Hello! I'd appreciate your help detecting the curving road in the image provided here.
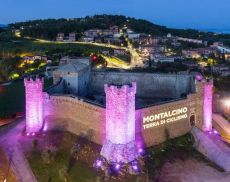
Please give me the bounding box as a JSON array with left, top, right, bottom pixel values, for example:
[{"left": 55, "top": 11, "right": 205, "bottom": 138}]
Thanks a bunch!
[{"left": 20, "top": 33, "right": 144, "bottom": 69}]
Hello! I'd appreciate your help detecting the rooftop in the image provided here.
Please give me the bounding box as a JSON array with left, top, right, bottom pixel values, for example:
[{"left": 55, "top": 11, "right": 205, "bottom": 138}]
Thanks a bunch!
[{"left": 57, "top": 62, "right": 89, "bottom": 73}]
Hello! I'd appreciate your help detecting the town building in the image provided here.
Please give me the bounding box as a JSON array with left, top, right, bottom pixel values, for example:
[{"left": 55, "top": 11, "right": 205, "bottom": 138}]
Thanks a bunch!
[
  {"left": 152, "top": 36, "right": 169, "bottom": 45},
  {"left": 139, "top": 34, "right": 153, "bottom": 45},
  {"left": 103, "top": 26, "right": 119, "bottom": 36},
  {"left": 140, "top": 45, "right": 166, "bottom": 58},
  {"left": 22, "top": 55, "right": 49, "bottom": 64},
  {"left": 182, "top": 47, "right": 218, "bottom": 58},
  {"left": 128, "top": 33, "right": 140, "bottom": 40},
  {"left": 212, "top": 42, "right": 224, "bottom": 47},
  {"left": 212, "top": 64, "right": 230, "bottom": 75},
  {"left": 152, "top": 55, "right": 175, "bottom": 63},
  {"left": 56, "top": 33, "right": 64, "bottom": 41},
  {"left": 84, "top": 29, "right": 102, "bottom": 37},
  {"left": 81, "top": 37, "right": 94, "bottom": 42},
  {"left": 225, "top": 53, "right": 230, "bottom": 61},
  {"left": 83, "top": 26, "right": 119, "bottom": 39},
  {"left": 56, "top": 33, "right": 76, "bottom": 42},
  {"left": 68, "top": 33, "right": 76, "bottom": 42},
  {"left": 177, "top": 37, "right": 203, "bottom": 44},
  {"left": 114, "top": 49, "right": 127, "bottom": 56},
  {"left": 182, "top": 60, "right": 199, "bottom": 69},
  {"left": 59, "top": 56, "right": 91, "bottom": 66},
  {"left": 45, "top": 66, "right": 58, "bottom": 78}
]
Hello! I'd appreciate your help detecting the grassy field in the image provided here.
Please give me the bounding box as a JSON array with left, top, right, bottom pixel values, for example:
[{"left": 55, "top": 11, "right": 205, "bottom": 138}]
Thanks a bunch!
[
  {"left": 0, "top": 78, "right": 53, "bottom": 118},
  {"left": 19, "top": 129, "right": 223, "bottom": 182},
  {"left": 0, "top": 80, "right": 25, "bottom": 118},
  {"left": 28, "top": 149, "right": 98, "bottom": 182},
  {"left": 27, "top": 133, "right": 98, "bottom": 182},
  {"left": 22, "top": 131, "right": 145, "bottom": 182},
  {"left": 0, "top": 39, "right": 110, "bottom": 57}
]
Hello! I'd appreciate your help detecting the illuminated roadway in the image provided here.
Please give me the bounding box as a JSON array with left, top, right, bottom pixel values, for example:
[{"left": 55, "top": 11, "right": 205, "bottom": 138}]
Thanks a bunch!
[
  {"left": 16, "top": 32, "right": 144, "bottom": 69},
  {"left": 36, "top": 38, "right": 144, "bottom": 69}
]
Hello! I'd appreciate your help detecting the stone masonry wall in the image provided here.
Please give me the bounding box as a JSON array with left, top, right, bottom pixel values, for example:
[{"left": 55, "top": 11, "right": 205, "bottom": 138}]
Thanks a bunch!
[
  {"left": 89, "top": 72, "right": 196, "bottom": 100},
  {"left": 135, "top": 94, "right": 202, "bottom": 147},
  {"left": 43, "top": 94, "right": 106, "bottom": 144},
  {"left": 43, "top": 91, "right": 203, "bottom": 147}
]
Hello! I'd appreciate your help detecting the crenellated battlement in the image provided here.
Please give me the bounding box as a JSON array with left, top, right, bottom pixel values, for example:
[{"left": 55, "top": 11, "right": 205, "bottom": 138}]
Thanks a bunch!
[
  {"left": 104, "top": 82, "right": 136, "bottom": 96},
  {"left": 24, "top": 77, "right": 44, "bottom": 88}
]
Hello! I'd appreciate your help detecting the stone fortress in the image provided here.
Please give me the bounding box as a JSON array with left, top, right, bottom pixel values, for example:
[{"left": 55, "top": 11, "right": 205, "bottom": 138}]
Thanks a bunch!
[{"left": 24, "top": 57, "right": 213, "bottom": 163}]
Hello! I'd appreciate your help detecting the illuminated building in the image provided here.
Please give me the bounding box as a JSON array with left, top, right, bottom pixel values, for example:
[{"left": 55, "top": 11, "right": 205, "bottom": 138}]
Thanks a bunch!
[
  {"left": 203, "top": 80, "right": 213, "bottom": 132},
  {"left": 24, "top": 58, "right": 214, "bottom": 163},
  {"left": 24, "top": 77, "right": 44, "bottom": 133},
  {"left": 100, "top": 82, "right": 138, "bottom": 163}
]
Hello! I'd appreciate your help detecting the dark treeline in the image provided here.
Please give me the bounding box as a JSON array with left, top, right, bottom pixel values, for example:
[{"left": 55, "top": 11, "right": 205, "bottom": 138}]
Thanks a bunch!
[
  {"left": 9, "top": 15, "right": 128, "bottom": 40},
  {"left": 0, "top": 27, "right": 4, "bottom": 33},
  {"left": 8, "top": 14, "right": 230, "bottom": 46}
]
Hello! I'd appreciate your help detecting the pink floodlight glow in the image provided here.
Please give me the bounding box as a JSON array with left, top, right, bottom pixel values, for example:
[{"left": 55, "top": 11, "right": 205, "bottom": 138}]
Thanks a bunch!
[
  {"left": 132, "top": 165, "right": 138, "bottom": 171},
  {"left": 138, "top": 148, "right": 143, "bottom": 154},
  {"left": 203, "top": 81, "right": 213, "bottom": 132},
  {"left": 115, "top": 164, "right": 120, "bottom": 170},
  {"left": 95, "top": 160, "right": 102, "bottom": 168},
  {"left": 101, "top": 82, "right": 139, "bottom": 163},
  {"left": 105, "top": 83, "right": 136, "bottom": 144},
  {"left": 43, "top": 122, "right": 48, "bottom": 132},
  {"left": 224, "top": 99, "right": 230, "bottom": 107},
  {"left": 24, "top": 78, "right": 44, "bottom": 133}
]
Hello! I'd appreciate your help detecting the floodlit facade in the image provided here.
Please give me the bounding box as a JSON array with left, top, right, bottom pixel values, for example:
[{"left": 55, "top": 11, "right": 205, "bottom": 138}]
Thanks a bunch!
[
  {"left": 100, "top": 83, "right": 138, "bottom": 163},
  {"left": 203, "top": 81, "right": 213, "bottom": 131},
  {"left": 24, "top": 78, "right": 44, "bottom": 133},
  {"left": 24, "top": 58, "right": 214, "bottom": 163}
]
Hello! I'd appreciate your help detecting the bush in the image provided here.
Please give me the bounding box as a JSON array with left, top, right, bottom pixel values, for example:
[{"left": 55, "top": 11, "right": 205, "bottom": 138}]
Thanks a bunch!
[
  {"left": 32, "top": 139, "right": 38, "bottom": 149},
  {"left": 41, "top": 150, "right": 52, "bottom": 164},
  {"left": 41, "top": 145, "right": 58, "bottom": 164},
  {"left": 59, "top": 165, "right": 68, "bottom": 181}
]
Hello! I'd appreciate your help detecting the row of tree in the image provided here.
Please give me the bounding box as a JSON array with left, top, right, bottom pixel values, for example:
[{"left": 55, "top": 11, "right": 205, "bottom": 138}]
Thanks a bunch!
[{"left": 8, "top": 15, "right": 230, "bottom": 46}]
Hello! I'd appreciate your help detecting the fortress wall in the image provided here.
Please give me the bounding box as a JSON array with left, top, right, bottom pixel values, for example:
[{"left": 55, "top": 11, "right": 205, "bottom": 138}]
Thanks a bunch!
[
  {"left": 43, "top": 94, "right": 106, "bottom": 144},
  {"left": 90, "top": 72, "right": 195, "bottom": 99},
  {"left": 136, "top": 94, "right": 202, "bottom": 147},
  {"left": 42, "top": 93, "right": 203, "bottom": 147}
]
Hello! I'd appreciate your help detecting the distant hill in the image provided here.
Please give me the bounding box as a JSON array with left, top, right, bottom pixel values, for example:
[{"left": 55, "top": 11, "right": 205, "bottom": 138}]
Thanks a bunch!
[
  {"left": 7, "top": 14, "right": 230, "bottom": 45},
  {"left": 200, "top": 29, "right": 230, "bottom": 34},
  {"left": 0, "top": 24, "right": 6, "bottom": 28},
  {"left": 9, "top": 15, "right": 200, "bottom": 38}
]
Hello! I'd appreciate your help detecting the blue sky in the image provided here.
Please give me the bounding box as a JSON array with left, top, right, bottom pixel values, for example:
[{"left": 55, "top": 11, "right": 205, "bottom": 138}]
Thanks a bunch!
[{"left": 0, "top": 0, "right": 230, "bottom": 30}]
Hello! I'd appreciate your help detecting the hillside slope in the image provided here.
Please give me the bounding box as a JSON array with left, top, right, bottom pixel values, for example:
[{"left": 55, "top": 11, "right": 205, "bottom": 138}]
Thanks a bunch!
[{"left": 6, "top": 14, "right": 230, "bottom": 45}]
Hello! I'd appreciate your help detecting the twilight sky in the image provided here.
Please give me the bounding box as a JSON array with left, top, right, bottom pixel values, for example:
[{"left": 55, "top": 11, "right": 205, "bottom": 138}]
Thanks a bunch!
[{"left": 0, "top": 0, "right": 230, "bottom": 30}]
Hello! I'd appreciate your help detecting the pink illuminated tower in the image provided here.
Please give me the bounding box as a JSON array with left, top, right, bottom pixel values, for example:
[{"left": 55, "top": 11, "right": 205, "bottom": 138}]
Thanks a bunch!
[
  {"left": 203, "top": 80, "right": 213, "bottom": 132},
  {"left": 100, "top": 82, "right": 139, "bottom": 163},
  {"left": 24, "top": 77, "right": 44, "bottom": 133}
]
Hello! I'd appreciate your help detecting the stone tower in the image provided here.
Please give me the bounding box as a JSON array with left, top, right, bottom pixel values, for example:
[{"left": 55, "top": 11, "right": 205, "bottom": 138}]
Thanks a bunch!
[
  {"left": 100, "top": 82, "right": 139, "bottom": 163},
  {"left": 24, "top": 77, "right": 44, "bottom": 133},
  {"left": 202, "top": 80, "right": 213, "bottom": 132}
]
